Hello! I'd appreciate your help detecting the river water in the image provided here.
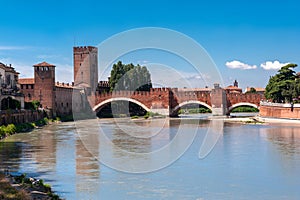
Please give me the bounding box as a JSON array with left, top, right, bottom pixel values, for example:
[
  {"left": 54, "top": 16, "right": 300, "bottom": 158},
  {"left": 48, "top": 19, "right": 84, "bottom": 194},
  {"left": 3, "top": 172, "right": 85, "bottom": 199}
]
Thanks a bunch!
[{"left": 1, "top": 116, "right": 300, "bottom": 199}]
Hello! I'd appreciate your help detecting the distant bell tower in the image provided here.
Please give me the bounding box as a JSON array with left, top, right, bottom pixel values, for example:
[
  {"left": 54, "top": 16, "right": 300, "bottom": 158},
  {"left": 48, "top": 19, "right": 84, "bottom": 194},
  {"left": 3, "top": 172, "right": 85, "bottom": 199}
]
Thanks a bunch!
[
  {"left": 73, "top": 46, "right": 98, "bottom": 93},
  {"left": 33, "top": 62, "right": 56, "bottom": 111},
  {"left": 234, "top": 80, "right": 238, "bottom": 87}
]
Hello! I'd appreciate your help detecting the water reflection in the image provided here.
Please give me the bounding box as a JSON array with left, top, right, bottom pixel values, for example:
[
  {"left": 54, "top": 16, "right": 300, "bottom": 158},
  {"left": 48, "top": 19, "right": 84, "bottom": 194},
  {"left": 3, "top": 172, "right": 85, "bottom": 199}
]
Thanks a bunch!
[
  {"left": 1, "top": 119, "right": 300, "bottom": 199},
  {"left": 0, "top": 141, "right": 22, "bottom": 171},
  {"left": 260, "top": 125, "right": 300, "bottom": 156},
  {"left": 31, "top": 129, "right": 57, "bottom": 171}
]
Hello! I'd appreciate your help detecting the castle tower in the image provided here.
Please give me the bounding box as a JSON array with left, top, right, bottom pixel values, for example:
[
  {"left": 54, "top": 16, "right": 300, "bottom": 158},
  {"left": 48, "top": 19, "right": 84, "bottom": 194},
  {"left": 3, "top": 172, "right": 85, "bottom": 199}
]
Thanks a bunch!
[
  {"left": 73, "top": 46, "right": 98, "bottom": 93},
  {"left": 33, "top": 62, "right": 56, "bottom": 111}
]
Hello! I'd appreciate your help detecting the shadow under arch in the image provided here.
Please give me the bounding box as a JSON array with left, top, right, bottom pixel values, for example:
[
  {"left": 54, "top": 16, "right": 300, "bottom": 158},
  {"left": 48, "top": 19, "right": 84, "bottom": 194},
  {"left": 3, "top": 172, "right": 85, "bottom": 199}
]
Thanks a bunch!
[
  {"left": 170, "top": 100, "right": 212, "bottom": 117},
  {"left": 227, "top": 102, "right": 259, "bottom": 115},
  {"left": 93, "top": 97, "right": 150, "bottom": 118}
]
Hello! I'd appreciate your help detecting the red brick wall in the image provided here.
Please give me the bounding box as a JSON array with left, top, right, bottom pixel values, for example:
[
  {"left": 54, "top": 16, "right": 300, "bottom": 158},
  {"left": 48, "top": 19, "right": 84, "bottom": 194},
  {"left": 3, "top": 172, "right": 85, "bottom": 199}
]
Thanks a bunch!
[
  {"left": 73, "top": 46, "right": 98, "bottom": 91},
  {"left": 260, "top": 104, "right": 300, "bottom": 119},
  {"left": 170, "top": 89, "right": 211, "bottom": 108},
  {"left": 227, "top": 93, "right": 264, "bottom": 107},
  {"left": 55, "top": 87, "right": 73, "bottom": 116},
  {"left": 20, "top": 84, "right": 34, "bottom": 102},
  {"left": 34, "top": 66, "right": 55, "bottom": 110},
  {"left": 94, "top": 88, "right": 172, "bottom": 111}
]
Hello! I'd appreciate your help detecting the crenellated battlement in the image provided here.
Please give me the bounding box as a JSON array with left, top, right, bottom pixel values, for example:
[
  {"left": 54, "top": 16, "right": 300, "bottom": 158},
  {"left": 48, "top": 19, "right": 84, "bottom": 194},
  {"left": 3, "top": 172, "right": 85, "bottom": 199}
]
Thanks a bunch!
[
  {"left": 93, "top": 87, "right": 265, "bottom": 116},
  {"left": 73, "top": 46, "right": 97, "bottom": 53}
]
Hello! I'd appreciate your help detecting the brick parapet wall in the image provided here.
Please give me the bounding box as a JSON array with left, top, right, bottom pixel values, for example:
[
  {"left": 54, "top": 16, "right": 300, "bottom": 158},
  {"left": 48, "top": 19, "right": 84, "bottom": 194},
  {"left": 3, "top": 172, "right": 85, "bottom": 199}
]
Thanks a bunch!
[
  {"left": 227, "top": 93, "right": 264, "bottom": 107},
  {"left": 260, "top": 102, "right": 300, "bottom": 119}
]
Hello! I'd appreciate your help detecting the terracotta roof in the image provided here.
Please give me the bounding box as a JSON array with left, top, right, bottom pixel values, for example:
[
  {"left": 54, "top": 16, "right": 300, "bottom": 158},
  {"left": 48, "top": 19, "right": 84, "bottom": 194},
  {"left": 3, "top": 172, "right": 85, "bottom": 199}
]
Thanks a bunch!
[
  {"left": 18, "top": 78, "right": 34, "bottom": 84},
  {"left": 225, "top": 85, "right": 242, "bottom": 90},
  {"left": 33, "top": 61, "right": 55, "bottom": 67},
  {"left": 245, "top": 87, "right": 265, "bottom": 92},
  {"left": 254, "top": 87, "right": 265, "bottom": 92}
]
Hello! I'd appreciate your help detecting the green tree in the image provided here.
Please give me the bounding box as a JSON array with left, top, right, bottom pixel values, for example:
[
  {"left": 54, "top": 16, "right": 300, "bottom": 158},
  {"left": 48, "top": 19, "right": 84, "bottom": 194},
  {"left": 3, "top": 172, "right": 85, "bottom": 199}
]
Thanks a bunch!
[
  {"left": 265, "top": 63, "right": 298, "bottom": 103},
  {"left": 109, "top": 61, "right": 152, "bottom": 91},
  {"left": 246, "top": 87, "right": 257, "bottom": 94}
]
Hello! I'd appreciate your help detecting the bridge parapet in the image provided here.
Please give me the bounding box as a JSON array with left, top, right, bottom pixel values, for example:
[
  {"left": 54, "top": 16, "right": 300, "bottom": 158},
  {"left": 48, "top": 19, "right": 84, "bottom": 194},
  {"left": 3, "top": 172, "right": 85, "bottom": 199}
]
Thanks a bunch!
[
  {"left": 226, "top": 93, "right": 264, "bottom": 107},
  {"left": 92, "top": 87, "right": 266, "bottom": 117}
]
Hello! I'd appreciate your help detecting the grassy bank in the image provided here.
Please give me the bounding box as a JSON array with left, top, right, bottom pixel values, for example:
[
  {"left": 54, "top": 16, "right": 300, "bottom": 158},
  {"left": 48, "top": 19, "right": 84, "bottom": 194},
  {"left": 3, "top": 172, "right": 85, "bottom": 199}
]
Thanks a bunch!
[
  {"left": 178, "top": 107, "right": 212, "bottom": 114},
  {"left": 0, "top": 117, "right": 54, "bottom": 140}
]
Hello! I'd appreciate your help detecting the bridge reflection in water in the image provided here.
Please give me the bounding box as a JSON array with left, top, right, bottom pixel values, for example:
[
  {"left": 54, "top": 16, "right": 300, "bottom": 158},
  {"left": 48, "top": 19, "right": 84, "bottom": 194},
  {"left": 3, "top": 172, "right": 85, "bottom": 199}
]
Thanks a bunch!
[{"left": 2, "top": 118, "right": 300, "bottom": 199}]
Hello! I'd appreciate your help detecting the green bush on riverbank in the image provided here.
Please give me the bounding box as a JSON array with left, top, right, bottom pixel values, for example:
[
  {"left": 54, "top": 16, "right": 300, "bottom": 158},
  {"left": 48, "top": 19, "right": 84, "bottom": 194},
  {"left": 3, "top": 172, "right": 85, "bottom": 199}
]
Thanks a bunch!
[
  {"left": 231, "top": 106, "right": 259, "bottom": 113},
  {"left": 0, "top": 118, "right": 50, "bottom": 139},
  {"left": 178, "top": 107, "right": 212, "bottom": 114}
]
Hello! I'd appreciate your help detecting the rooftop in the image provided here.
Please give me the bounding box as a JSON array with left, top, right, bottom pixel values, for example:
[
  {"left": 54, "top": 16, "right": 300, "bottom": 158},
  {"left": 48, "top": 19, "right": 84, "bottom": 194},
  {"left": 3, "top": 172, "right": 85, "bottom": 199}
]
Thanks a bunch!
[
  {"left": 18, "top": 78, "right": 34, "bottom": 84},
  {"left": 0, "top": 62, "right": 19, "bottom": 74},
  {"left": 33, "top": 61, "right": 55, "bottom": 67}
]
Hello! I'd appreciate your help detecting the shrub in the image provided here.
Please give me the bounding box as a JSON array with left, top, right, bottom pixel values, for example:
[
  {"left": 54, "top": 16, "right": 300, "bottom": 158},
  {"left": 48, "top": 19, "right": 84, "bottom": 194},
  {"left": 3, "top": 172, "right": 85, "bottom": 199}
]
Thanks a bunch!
[{"left": 231, "top": 106, "right": 259, "bottom": 113}]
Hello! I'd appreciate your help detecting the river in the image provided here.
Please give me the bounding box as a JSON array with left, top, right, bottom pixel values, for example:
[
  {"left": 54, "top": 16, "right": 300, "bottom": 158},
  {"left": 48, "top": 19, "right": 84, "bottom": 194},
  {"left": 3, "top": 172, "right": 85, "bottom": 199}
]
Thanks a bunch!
[{"left": 1, "top": 116, "right": 300, "bottom": 199}]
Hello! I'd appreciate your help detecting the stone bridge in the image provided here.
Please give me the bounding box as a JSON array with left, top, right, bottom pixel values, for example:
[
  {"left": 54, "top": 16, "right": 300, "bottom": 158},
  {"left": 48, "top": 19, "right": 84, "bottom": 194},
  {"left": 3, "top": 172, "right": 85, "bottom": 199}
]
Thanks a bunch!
[{"left": 91, "top": 85, "right": 264, "bottom": 116}]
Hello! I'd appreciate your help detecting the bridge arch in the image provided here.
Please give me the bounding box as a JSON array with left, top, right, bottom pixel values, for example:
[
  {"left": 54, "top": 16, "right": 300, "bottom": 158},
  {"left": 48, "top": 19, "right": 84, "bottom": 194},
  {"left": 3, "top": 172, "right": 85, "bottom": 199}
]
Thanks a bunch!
[
  {"left": 227, "top": 102, "right": 259, "bottom": 114},
  {"left": 171, "top": 100, "right": 212, "bottom": 116},
  {"left": 93, "top": 97, "right": 150, "bottom": 113}
]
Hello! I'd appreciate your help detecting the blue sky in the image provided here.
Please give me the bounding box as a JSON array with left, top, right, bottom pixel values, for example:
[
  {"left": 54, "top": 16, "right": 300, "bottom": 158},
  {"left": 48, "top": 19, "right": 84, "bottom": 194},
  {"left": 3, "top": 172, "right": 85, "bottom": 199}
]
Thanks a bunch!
[{"left": 1, "top": 0, "right": 300, "bottom": 89}]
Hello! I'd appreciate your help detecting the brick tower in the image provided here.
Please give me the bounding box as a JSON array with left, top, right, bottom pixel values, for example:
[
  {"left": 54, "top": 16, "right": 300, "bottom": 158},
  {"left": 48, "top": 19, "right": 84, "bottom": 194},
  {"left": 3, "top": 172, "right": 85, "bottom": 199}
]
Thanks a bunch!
[
  {"left": 33, "top": 62, "right": 56, "bottom": 111},
  {"left": 73, "top": 46, "right": 98, "bottom": 93}
]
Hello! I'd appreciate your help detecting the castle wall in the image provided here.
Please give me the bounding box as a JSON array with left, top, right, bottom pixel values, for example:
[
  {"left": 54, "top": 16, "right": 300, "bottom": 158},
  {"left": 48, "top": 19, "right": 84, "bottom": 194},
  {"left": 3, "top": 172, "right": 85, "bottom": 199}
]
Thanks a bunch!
[{"left": 54, "top": 86, "right": 73, "bottom": 117}]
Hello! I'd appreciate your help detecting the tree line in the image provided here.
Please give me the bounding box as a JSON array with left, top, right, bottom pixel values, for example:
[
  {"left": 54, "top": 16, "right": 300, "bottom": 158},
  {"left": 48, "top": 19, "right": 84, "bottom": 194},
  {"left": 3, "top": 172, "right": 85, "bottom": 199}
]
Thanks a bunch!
[
  {"left": 265, "top": 63, "right": 300, "bottom": 103},
  {"left": 109, "top": 61, "right": 152, "bottom": 92}
]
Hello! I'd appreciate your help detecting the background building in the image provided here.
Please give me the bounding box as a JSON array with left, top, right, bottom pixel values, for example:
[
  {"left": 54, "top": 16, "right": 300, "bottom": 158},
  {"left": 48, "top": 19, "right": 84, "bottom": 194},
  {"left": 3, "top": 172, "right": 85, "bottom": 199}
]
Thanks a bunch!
[
  {"left": 19, "top": 46, "right": 99, "bottom": 117},
  {"left": 19, "top": 62, "right": 76, "bottom": 117},
  {"left": 0, "top": 62, "right": 24, "bottom": 110}
]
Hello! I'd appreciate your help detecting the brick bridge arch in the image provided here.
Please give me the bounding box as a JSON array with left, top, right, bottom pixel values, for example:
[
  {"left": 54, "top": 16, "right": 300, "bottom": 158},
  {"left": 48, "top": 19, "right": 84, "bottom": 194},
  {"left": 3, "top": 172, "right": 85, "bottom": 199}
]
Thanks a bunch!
[
  {"left": 170, "top": 100, "right": 212, "bottom": 116},
  {"left": 93, "top": 97, "right": 150, "bottom": 113},
  {"left": 91, "top": 87, "right": 264, "bottom": 116},
  {"left": 227, "top": 102, "right": 259, "bottom": 114}
]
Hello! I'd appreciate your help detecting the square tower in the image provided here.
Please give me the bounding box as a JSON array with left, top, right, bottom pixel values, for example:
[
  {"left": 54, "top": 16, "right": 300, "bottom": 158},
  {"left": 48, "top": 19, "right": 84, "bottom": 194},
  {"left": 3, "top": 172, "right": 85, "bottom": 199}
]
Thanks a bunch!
[
  {"left": 33, "top": 62, "right": 56, "bottom": 110},
  {"left": 73, "top": 46, "right": 98, "bottom": 93}
]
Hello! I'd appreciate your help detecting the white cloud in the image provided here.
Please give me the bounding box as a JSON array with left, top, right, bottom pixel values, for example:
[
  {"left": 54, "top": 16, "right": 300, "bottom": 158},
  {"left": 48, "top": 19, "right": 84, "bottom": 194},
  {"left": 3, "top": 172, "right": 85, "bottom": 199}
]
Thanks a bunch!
[
  {"left": 260, "top": 60, "right": 290, "bottom": 70},
  {"left": 226, "top": 60, "right": 257, "bottom": 70},
  {"left": 0, "top": 46, "right": 28, "bottom": 50}
]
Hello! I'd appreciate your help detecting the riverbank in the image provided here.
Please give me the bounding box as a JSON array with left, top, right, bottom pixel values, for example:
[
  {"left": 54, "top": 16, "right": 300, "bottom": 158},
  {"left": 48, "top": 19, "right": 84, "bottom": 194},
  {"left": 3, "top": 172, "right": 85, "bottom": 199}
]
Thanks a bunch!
[
  {"left": 208, "top": 115, "right": 300, "bottom": 125},
  {"left": 0, "top": 117, "right": 61, "bottom": 141},
  {"left": 0, "top": 173, "right": 30, "bottom": 199},
  {"left": 0, "top": 172, "right": 62, "bottom": 200}
]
